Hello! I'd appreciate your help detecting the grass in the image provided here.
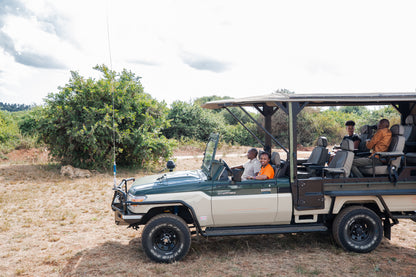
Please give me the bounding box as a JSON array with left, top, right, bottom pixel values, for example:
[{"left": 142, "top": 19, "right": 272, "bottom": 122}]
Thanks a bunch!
[{"left": 0, "top": 148, "right": 415, "bottom": 276}]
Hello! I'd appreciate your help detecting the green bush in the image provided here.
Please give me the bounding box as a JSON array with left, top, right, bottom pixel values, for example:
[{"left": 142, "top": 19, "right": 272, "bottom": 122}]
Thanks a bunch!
[
  {"left": 16, "top": 106, "right": 43, "bottom": 136},
  {"left": 163, "top": 101, "right": 226, "bottom": 141},
  {"left": 0, "top": 110, "right": 19, "bottom": 149},
  {"left": 38, "top": 65, "right": 174, "bottom": 170}
]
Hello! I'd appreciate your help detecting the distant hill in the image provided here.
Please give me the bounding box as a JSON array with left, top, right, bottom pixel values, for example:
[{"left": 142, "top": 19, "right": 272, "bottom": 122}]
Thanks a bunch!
[{"left": 0, "top": 102, "right": 33, "bottom": 112}]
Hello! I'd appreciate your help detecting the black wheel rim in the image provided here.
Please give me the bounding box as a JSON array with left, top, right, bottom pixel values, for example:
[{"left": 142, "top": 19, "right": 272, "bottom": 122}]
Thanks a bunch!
[
  {"left": 348, "top": 218, "right": 373, "bottom": 242},
  {"left": 153, "top": 227, "right": 178, "bottom": 252}
]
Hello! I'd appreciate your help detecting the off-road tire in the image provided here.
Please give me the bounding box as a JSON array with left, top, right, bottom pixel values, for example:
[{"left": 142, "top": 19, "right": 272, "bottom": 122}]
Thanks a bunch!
[
  {"left": 332, "top": 206, "right": 382, "bottom": 253},
  {"left": 141, "top": 213, "right": 191, "bottom": 263}
]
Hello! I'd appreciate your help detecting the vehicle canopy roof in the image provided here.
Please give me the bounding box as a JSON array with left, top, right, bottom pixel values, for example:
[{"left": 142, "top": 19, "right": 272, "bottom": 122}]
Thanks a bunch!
[{"left": 201, "top": 92, "right": 416, "bottom": 110}]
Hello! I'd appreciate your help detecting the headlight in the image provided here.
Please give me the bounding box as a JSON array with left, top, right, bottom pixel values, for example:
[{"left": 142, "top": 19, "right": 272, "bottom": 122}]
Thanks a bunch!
[{"left": 129, "top": 195, "right": 147, "bottom": 203}]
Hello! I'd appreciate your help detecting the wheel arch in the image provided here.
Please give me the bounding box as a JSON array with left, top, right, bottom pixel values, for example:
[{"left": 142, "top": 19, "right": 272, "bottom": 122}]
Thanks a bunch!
[
  {"left": 332, "top": 196, "right": 384, "bottom": 215},
  {"left": 137, "top": 201, "right": 203, "bottom": 234}
]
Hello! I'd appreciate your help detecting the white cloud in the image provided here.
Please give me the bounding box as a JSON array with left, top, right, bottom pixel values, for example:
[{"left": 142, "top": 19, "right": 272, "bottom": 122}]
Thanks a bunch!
[{"left": 1, "top": 0, "right": 416, "bottom": 105}]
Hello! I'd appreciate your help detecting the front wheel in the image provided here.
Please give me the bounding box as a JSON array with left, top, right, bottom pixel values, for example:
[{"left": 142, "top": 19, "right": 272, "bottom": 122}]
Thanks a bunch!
[
  {"left": 332, "top": 206, "right": 383, "bottom": 253},
  {"left": 141, "top": 213, "right": 191, "bottom": 263}
]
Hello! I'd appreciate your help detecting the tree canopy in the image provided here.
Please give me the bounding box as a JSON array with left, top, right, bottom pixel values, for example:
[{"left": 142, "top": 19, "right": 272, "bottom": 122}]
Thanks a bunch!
[{"left": 38, "top": 65, "right": 174, "bottom": 169}]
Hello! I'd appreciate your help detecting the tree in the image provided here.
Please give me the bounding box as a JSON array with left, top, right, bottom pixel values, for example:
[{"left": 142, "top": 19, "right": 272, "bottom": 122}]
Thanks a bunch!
[
  {"left": 163, "top": 101, "right": 225, "bottom": 141},
  {"left": 39, "top": 65, "right": 174, "bottom": 169}
]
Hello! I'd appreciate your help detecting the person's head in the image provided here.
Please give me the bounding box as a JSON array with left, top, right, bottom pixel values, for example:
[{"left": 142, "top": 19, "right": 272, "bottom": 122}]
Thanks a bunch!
[
  {"left": 377, "top": 119, "right": 390, "bottom": 129},
  {"left": 345, "top": 120, "right": 355, "bottom": 136},
  {"left": 259, "top": 152, "right": 271, "bottom": 166},
  {"left": 247, "top": 148, "right": 258, "bottom": 160}
]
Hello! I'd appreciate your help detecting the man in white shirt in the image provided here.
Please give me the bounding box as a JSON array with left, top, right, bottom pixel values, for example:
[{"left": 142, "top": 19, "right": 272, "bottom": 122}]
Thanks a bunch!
[{"left": 232, "top": 148, "right": 261, "bottom": 181}]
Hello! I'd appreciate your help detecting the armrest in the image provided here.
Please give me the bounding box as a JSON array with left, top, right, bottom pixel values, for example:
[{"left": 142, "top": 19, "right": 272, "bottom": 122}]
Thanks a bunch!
[
  {"left": 405, "top": 141, "right": 416, "bottom": 147},
  {"left": 374, "top": 151, "right": 404, "bottom": 158},
  {"left": 297, "top": 159, "right": 308, "bottom": 165},
  {"left": 308, "top": 165, "right": 325, "bottom": 170},
  {"left": 324, "top": 168, "right": 345, "bottom": 174},
  {"left": 354, "top": 151, "right": 371, "bottom": 157},
  {"left": 302, "top": 162, "right": 316, "bottom": 167}
]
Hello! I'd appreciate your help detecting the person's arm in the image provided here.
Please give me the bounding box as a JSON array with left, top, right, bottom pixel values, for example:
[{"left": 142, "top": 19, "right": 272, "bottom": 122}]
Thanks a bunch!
[
  {"left": 253, "top": 161, "right": 261, "bottom": 176},
  {"left": 366, "top": 130, "right": 381, "bottom": 150},
  {"left": 247, "top": 165, "right": 274, "bottom": 180}
]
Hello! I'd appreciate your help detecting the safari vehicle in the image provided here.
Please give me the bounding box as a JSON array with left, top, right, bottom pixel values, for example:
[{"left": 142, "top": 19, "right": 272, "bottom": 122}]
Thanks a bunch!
[{"left": 111, "top": 92, "right": 416, "bottom": 263}]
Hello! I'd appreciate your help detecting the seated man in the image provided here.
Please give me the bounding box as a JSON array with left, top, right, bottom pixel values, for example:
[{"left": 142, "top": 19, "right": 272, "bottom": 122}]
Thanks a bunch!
[
  {"left": 231, "top": 148, "right": 261, "bottom": 181},
  {"left": 343, "top": 120, "right": 361, "bottom": 150},
  {"left": 247, "top": 152, "right": 274, "bottom": 180},
  {"left": 330, "top": 120, "right": 361, "bottom": 162},
  {"left": 351, "top": 119, "right": 392, "bottom": 178}
]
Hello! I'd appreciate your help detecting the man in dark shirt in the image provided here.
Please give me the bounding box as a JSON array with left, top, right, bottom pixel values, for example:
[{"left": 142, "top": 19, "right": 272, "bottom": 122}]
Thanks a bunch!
[{"left": 343, "top": 120, "right": 361, "bottom": 150}]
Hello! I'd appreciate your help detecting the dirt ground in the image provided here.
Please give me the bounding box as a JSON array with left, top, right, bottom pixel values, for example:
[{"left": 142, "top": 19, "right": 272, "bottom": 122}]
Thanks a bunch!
[{"left": 0, "top": 147, "right": 415, "bottom": 276}]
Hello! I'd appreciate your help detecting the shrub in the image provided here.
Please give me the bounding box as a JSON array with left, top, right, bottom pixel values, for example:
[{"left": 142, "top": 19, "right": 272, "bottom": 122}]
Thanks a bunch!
[{"left": 38, "top": 65, "right": 174, "bottom": 170}]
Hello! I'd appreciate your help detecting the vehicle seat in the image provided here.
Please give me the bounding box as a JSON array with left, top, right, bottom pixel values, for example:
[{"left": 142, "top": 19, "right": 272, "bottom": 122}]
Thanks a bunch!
[
  {"left": 404, "top": 115, "right": 416, "bottom": 164},
  {"left": 324, "top": 139, "right": 355, "bottom": 178},
  {"left": 270, "top": 152, "right": 280, "bottom": 178},
  {"left": 360, "top": 124, "right": 405, "bottom": 178},
  {"left": 357, "top": 125, "right": 375, "bottom": 153},
  {"left": 297, "top": 137, "right": 328, "bottom": 178},
  {"left": 299, "top": 137, "right": 328, "bottom": 166}
]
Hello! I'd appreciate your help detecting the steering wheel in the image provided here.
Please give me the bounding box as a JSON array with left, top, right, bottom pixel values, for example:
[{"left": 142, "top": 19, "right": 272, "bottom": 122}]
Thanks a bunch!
[{"left": 220, "top": 159, "right": 232, "bottom": 175}]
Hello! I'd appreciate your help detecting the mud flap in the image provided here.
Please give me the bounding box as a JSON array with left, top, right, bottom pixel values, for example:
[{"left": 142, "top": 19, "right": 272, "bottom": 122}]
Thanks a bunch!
[{"left": 383, "top": 218, "right": 391, "bottom": 240}]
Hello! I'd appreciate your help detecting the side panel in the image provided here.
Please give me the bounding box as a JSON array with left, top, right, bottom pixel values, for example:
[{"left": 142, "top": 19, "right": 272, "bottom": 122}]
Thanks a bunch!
[
  {"left": 296, "top": 178, "right": 325, "bottom": 210},
  {"left": 211, "top": 179, "right": 292, "bottom": 227},
  {"left": 128, "top": 191, "right": 214, "bottom": 226},
  {"left": 332, "top": 195, "right": 416, "bottom": 214}
]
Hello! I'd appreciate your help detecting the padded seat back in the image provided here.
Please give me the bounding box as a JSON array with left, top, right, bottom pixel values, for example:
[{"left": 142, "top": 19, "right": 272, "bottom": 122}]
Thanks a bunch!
[
  {"left": 404, "top": 115, "right": 416, "bottom": 153},
  {"left": 361, "top": 125, "right": 405, "bottom": 176},
  {"left": 325, "top": 139, "right": 355, "bottom": 177},
  {"left": 358, "top": 125, "right": 375, "bottom": 152},
  {"left": 307, "top": 136, "right": 328, "bottom": 166}
]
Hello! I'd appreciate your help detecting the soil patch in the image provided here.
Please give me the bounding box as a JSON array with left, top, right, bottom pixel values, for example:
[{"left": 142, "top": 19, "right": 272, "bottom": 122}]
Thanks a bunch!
[{"left": 0, "top": 147, "right": 415, "bottom": 276}]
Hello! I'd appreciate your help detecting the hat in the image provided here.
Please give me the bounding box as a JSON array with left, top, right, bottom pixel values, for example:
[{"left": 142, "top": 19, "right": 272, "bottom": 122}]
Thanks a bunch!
[{"left": 345, "top": 120, "right": 355, "bottom": 126}]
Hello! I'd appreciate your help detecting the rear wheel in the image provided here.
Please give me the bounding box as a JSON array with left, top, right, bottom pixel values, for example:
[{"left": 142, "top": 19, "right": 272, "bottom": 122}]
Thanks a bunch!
[
  {"left": 141, "top": 213, "right": 191, "bottom": 263},
  {"left": 332, "top": 206, "right": 383, "bottom": 253}
]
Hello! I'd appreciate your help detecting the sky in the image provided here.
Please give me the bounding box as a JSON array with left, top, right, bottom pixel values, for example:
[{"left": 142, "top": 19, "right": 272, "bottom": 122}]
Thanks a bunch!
[{"left": 1, "top": 0, "right": 416, "bottom": 106}]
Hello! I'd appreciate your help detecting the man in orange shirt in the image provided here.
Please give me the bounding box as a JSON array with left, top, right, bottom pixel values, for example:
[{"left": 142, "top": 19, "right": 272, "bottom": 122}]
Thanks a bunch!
[
  {"left": 351, "top": 119, "right": 392, "bottom": 178},
  {"left": 247, "top": 152, "right": 275, "bottom": 180}
]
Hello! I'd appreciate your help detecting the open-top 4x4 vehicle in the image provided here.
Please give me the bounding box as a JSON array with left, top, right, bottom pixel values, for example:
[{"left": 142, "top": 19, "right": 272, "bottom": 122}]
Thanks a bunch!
[{"left": 112, "top": 92, "right": 416, "bottom": 262}]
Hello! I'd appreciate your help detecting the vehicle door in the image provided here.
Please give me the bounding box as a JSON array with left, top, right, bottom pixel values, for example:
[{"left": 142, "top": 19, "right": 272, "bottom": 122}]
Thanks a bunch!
[{"left": 211, "top": 179, "right": 280, "bottom": 226}]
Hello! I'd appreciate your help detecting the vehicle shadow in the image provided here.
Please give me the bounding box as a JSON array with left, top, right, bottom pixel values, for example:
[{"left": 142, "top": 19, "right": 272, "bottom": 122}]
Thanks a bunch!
[{"left": 60, "top": 231, "right": 416, "bottom": 276}]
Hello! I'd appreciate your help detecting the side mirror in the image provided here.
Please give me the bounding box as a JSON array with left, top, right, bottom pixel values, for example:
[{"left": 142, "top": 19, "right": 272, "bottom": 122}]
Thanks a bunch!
[{"left": 166, "top": 160, "right": 176, "bottom": 172}]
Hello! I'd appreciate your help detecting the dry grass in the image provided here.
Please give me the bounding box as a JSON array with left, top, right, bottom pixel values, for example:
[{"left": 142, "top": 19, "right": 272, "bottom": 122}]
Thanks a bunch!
[{"left": 0, "top": 147, "right": 415, "bottom": 276}]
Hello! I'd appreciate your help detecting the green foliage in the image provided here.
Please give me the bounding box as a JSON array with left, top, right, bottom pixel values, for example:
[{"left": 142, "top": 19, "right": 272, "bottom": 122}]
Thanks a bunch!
[
  {"left": 338, "top": 106, "right": 367, "bottom": 116},
  {"left": 193, "top": 95, "right": 231, "bottom": 107},
  {"left": 0, "top": 110, "right": 19, "bottom": 146},
  {"left": 163, "top": 101, "right": 225, "bottom": 141},
  {"left": 221, "top": 123, "right": 259, "bottom": 146},
  {"left": 271, "top": 105, "right": 401, "bottom": 146},
  {"left": 38, "top": 65, "right": 174, "bottom": 170},
  {"left": 16, "top": 106, "right": 43, "bottom": 136}
]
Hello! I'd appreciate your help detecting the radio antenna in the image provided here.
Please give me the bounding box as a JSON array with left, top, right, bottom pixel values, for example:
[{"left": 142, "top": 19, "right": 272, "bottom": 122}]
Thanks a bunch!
[{"left": 106, "top": 0, "right": 117, "bottom": 187}]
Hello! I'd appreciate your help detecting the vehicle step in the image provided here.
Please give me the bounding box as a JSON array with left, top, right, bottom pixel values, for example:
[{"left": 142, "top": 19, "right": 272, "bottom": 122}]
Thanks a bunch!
[
  {"left": 395, "top": 214, "right": 416, "bottom": 222},
  {"left": 204, "top": 224, "right": 328, "bottom": 237}
]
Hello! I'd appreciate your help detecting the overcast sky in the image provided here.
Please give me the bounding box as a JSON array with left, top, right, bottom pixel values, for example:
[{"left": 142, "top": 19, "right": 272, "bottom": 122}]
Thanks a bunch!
[{"left": 1, "top": 0, "right": 416, "bottom": 105}]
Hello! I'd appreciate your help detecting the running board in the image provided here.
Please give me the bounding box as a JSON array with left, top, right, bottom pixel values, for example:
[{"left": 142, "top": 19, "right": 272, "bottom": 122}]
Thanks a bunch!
[
  {"left": 203, "top": 224, "right": 328, "bottom": 237},
  {"left": 394, "top": 214, "right": 416, "bottom": 222}
]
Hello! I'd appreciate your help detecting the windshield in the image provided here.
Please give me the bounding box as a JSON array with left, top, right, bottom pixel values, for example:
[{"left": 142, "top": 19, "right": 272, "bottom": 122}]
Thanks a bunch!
[{"left": 201, "top": 133, "right": 219, "bottom": 174}]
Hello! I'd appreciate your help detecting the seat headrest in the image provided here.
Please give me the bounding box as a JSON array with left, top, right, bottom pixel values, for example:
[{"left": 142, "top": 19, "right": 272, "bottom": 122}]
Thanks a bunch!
[
  {"left": 271, "top": 152, "right": 281, "bottom": 166},
  {"left": 405, "top": 115, "right": 416, "bottom": 125},
  {"left": 360, "top": 125, "right": 370, "bottom": 134},
  {"left": 317, "top": 136, "right": 328, "bottom": 147},
  {"left": 390, "top": 124, "right": 404, "bottom": 135},
  {"left": 340, "top": 139, "right": 354, "bottom": 151}
]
